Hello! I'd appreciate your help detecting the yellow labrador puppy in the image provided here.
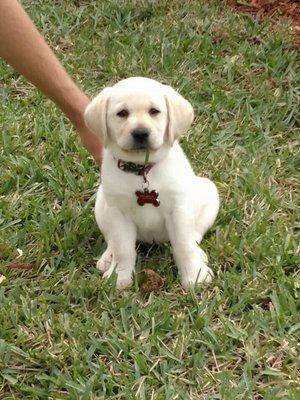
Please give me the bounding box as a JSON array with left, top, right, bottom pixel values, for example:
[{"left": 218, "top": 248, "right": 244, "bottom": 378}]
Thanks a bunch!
[{"left": 85, "top": 77, "right": 219, "bottom": 289}]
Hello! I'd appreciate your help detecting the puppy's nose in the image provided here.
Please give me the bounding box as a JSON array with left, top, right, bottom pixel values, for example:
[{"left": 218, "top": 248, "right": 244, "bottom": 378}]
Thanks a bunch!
[{"left": 131, "top": 128, "right": 149, "bottom": 142}]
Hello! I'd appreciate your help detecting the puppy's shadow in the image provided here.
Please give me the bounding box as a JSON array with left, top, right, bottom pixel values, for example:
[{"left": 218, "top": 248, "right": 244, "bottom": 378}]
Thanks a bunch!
[{"left": 136, "top": 242, "right": 168, "bottom": 258}]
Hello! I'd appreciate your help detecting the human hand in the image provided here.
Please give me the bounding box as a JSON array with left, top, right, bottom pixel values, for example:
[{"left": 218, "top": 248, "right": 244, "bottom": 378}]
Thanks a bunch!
[{"left": 76, "top": 121, "right": 103, "bottom": 165}]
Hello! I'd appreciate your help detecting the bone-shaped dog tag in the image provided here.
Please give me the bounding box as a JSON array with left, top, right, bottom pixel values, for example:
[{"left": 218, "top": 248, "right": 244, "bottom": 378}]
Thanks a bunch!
[{"left": 135, "top": 189, "right": 160, "bottom": 207}]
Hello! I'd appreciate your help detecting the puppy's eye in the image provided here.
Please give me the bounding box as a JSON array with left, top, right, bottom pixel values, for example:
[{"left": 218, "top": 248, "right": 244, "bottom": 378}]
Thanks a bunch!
[
  {"left": 149, "top": 108, "right": 160, "bottom": 116},
  {"left": 116, "top": 109, "right": 129, "bottom": 118}
]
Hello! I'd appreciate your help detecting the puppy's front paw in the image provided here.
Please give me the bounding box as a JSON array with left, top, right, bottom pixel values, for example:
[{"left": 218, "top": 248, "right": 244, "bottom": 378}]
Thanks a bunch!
[
  {"left": 180, "top": 261, "right": 213, "bottom": 289},
  {"left": 116, "top": 274, "right": 133, "bottom": 289},
  {"left": 102, "top": 265, "right": 133, "bottom": 289}
]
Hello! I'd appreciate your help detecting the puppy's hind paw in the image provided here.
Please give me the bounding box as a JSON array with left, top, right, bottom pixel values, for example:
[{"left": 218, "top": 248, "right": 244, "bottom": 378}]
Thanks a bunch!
[{"left": 96, "top": 250, "right": 112, "bottom": 274}]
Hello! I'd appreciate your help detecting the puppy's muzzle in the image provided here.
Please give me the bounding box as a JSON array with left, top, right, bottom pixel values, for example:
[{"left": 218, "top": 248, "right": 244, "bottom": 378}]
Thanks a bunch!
[{"left": 131, "top": 128, "right": 150, "bottom": 149}]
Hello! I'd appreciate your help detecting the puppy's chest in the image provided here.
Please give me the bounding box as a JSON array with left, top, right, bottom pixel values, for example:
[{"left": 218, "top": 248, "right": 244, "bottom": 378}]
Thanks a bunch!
[
  {"left": 107, "top": 183, "right": 165, "bottom": 211},
  {"left": 136, "top": 204, "right": 163, "bottom": 229},
  {"left": 105, "top": 169, "right": 166, "bottom": 206},
  {"left": 105, "top": 177, "right": 169, "bottom": 242}
]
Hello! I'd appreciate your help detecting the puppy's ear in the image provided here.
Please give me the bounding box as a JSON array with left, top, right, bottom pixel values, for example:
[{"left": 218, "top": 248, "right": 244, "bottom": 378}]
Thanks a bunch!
[
  {"left": 164, "top": 86, "right": 194, "bottom": 143},
  {"left": 84, "top": 88, "right": 111, "bottom": 145}
]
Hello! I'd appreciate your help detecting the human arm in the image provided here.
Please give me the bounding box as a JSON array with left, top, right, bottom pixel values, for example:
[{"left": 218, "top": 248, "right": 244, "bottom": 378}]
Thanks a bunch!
[{"left": 0, "top": 0, "right": 102, "bottom": 164}]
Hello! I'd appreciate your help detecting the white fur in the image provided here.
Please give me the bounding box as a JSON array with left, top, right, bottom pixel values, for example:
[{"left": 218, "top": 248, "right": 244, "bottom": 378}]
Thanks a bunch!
[{"left": 85, "top": 77, "right": 219, "bottom": 289}]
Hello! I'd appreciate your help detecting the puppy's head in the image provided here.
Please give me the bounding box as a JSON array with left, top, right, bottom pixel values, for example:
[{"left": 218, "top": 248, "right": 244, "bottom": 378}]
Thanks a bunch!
[{"left": 84, "top": 77, "right": 194, "bottom": 162}]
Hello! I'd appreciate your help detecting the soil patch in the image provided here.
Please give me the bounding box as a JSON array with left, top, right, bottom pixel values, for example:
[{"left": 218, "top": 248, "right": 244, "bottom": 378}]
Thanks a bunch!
[
  {"left": 228, "top": 0, "right": 300, "bottom": 47},
  {"left": 228, "top": 0, "right": 300, "bottom": 25}
]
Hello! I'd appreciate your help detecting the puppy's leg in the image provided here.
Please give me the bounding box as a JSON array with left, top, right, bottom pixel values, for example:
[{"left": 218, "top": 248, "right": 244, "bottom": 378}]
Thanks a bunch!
[
  {"left": 97, "top": 207, "right": 137, "bottom": 289},
  {"left": 194, "top": 177, "right": 219, "bottom": 243},
  {"left": 167, "top": 178, "right": 219, "bottom": 289},
  {"left": 166, "top": 205, "right": 213, "bottom": 289},
  {"left": 95, "top": 189, "right": 113, "bottom": 274}
]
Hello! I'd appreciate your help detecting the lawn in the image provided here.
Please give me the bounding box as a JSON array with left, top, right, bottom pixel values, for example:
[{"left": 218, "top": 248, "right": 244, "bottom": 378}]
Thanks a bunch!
[{"left": 0, "top": 0, "right": 299, "bottom": 399}]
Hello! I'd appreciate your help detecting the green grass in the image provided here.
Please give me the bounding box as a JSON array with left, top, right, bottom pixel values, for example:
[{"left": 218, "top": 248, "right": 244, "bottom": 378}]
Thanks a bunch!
[{"left": 0, "top": 0, "right": 299, "bottom": 398}]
